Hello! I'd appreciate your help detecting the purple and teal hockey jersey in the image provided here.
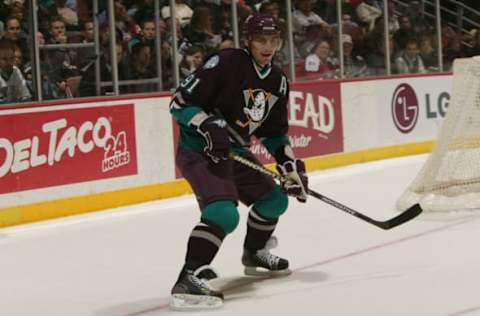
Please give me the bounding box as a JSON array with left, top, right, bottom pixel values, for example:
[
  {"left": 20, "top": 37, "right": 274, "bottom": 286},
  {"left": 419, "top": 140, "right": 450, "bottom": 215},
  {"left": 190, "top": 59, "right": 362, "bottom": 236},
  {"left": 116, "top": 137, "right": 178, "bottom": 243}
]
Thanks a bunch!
[{"left": 170, "top": 48, "right": 290, "bottom": 154}]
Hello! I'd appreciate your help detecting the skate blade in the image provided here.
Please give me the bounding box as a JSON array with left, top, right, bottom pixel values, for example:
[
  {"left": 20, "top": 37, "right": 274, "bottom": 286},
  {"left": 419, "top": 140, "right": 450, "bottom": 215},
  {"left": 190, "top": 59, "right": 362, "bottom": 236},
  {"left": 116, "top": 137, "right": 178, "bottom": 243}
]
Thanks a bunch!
[
  {"left": 170, "top": 294, "right": 223, "bottom": 311},
  {"left": 244, "top": 266, "right": 292, "bottom": 277}
]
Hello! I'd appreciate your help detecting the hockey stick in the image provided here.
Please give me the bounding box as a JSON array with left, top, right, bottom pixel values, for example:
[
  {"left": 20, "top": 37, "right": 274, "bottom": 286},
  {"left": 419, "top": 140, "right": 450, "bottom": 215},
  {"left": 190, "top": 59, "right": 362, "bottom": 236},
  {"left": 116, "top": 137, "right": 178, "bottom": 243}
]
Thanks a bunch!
[{"left": 231, "top": 154, "right": 423, "bottom": 230}]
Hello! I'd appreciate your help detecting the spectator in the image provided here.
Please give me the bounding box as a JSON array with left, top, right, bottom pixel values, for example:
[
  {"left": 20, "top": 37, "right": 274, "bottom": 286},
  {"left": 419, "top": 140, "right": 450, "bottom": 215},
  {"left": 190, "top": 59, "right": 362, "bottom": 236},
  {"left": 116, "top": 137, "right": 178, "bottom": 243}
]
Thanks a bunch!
[
  {"left": 340, "top": 13, "right": 365, "bottom": 52},
  {"left": 393, "top": 15, "right": 413, "bottom": 51},
  {"left": 386, "top": 0, "right": 399, "bottom": 33},
  {"left": 52, "top": 0, "right": 79, "bottom": 27},
  {"left": 355, "top": 0, "right": 383, "bottom": 31},
  {"left": 182, "top": 6, "right": 221, "bottom": 53},
  {"left": 419, "top": 33, "right": 438, "bottom": 71},
  {"left": 214, "top": 6, "right": 233, "bottom": 43},
  {"left": 0, "top": 38, "right": 31, "bottom": 103},
  {"left": 161, "top": 0, "right": 193, "bottom": 28},
  {"left": 341, "top": 34, "right": 368, "bottom": 78},
  {"left": 219, "top": 38, "right": 234, "bottom": 50},
  {"left": 259, "top": 0, "right": 281, "bottom": 20},
  {"left": 406, "top": 0, "right": 430, "bottom": 36},
  {"left": 274, "top": 23, "right": 302, "bottom": 71},
  {"left": 79, "top": 42, "right": 127, "bottom": 97},
  {"left": 132, "top": 0, "right": 155, "bottom": 27},
  {"left": 2, "top": 16, "right": 29, "bottom": 63},
  {"left": 126, "top": 42, "right": 156, "bottom": 93},
  {"left": 75, "top": 20, "right": 96, "bottom": 70},
  {"left": 303, "top": 39, "right": 338, "bottom": 79},
  {"left": 47, "top": 16, "right": 68, "bottom": 44},
  {"left": 465, "top": 28, "right": 480, "bottom": 57},
  {"left": 298, "top": 23, "right": 325, "bottom": 58},
  {"left": 292, "top": 0, "right": 328, "bottom": 42},
  {"left": 365, "top": 33, "right": 393, "bottom": 75},
  {"left": 44, "top": 16, "right": 78, "bottom": 87},
  {"left": 394, "top": 38, "right": 426, "bottom": 74},
  {"left": 13, "top": 44, "right": 22, "bottom": 69},
  {"left": 128, "top": 18, "right": 156, "bottom": 52},
  {"left": 179, "top": 44, "right": 204, "bottom": 81},
  {"left": 111, "top": 0, "right": 138, "bottom": 43}
]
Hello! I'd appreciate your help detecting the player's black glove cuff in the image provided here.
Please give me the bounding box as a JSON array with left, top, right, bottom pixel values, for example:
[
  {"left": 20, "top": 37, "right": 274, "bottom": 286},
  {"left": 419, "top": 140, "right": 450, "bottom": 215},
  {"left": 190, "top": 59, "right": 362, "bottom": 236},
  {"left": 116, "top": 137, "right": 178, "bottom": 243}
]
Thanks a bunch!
[{"left": 195, "top": 116, "right": 230, "bottom": 164}]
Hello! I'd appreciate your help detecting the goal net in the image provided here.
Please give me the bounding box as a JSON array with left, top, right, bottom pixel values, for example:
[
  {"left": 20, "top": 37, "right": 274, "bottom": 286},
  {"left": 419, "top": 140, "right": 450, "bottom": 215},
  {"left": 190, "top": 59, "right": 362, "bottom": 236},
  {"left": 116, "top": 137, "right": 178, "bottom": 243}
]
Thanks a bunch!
[{"left": 396, "top": 56, "right": 480, "bottom": 212}]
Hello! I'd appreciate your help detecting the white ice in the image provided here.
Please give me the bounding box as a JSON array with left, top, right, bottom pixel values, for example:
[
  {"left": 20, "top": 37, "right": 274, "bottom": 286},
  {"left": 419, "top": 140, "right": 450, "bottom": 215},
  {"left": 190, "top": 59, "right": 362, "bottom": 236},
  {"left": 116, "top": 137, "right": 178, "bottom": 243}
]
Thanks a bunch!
[{"left": 1, "top": 154, "right": 480, "bottom": 316}]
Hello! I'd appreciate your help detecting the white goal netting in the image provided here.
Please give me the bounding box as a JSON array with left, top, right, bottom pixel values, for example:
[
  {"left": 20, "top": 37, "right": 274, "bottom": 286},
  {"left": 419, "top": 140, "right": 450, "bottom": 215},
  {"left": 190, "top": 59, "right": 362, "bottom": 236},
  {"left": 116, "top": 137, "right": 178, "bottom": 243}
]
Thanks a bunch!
[{"left": 397, "top": 56, "right": 480, "bottom": 212}]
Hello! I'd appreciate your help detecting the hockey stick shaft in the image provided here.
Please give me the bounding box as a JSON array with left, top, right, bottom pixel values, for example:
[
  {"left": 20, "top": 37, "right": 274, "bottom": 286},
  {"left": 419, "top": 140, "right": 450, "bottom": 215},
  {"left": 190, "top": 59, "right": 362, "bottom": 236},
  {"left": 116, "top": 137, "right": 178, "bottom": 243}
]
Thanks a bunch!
[{"left": 230, "top": 154, "right": 422, "bottom": 230}]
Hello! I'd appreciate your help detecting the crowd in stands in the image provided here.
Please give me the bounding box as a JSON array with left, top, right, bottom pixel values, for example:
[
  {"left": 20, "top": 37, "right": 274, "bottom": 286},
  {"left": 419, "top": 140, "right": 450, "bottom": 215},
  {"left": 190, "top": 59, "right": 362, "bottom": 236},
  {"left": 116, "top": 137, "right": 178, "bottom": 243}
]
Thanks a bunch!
[{"left": 0, "top": 0, "right": 479, "bottom": 104}]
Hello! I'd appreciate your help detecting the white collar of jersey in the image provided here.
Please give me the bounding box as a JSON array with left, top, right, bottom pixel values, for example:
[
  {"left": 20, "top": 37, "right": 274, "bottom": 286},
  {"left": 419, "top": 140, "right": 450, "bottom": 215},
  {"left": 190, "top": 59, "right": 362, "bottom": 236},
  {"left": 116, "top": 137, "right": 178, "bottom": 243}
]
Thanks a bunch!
[{"left": 245, "top": 48, "right": 272, "bottom": 80}]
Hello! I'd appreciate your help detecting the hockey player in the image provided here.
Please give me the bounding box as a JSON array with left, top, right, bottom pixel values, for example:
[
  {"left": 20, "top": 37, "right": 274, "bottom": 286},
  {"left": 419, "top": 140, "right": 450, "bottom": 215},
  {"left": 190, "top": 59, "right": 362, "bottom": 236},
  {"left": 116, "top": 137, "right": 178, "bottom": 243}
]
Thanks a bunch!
[{"left": 169, "top": 13, "right": 309, "bottom": 310}]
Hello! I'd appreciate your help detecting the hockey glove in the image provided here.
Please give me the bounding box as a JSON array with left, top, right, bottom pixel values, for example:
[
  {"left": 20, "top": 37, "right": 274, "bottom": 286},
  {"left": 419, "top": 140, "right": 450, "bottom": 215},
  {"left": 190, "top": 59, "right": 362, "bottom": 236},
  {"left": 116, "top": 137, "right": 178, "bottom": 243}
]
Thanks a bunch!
[
  {"left": 276, "top": 159, "right": 309, "bottom": 203},
  {"left": 196, "top": 116, "right": 230, "bottom": 163}
]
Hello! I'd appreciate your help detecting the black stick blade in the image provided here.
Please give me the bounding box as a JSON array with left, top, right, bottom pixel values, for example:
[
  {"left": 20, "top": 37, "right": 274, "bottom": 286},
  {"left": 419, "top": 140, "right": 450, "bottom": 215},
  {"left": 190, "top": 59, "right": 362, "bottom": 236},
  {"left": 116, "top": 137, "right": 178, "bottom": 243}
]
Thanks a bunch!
[{"left": 378, "top": 203, "right": 423, "bottom": 230}]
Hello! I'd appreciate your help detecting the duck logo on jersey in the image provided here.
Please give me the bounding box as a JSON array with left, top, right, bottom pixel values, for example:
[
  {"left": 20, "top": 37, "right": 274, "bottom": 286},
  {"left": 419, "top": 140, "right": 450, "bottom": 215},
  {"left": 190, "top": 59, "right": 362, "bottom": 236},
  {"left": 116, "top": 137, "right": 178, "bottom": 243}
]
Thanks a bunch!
[{"left": 237, "top": 88, "right": 278, "bottom": 133}]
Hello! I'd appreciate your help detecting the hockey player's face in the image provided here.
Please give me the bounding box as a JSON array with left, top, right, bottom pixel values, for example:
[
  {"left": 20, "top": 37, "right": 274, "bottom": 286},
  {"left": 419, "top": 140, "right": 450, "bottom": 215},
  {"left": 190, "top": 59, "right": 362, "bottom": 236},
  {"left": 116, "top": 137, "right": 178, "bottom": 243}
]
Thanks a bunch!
[{"left": 249, "top": 34, "right": 280, "bottom": 67}]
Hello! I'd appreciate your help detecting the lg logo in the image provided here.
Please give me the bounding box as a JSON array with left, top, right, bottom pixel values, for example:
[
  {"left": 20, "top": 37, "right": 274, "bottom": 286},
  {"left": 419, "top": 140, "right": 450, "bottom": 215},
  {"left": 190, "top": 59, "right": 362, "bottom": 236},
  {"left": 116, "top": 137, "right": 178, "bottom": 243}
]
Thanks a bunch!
[{"left": 392, "top": 83, "right": 419, "bottom": 133}]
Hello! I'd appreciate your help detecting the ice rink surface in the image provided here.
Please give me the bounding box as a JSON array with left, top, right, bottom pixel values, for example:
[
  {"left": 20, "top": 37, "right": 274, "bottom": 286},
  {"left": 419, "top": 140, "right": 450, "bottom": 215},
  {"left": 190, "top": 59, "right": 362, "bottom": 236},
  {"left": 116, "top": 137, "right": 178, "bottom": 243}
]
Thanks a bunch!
[{"left": 1, "top": 154, "right": 480, "bottom": 316}]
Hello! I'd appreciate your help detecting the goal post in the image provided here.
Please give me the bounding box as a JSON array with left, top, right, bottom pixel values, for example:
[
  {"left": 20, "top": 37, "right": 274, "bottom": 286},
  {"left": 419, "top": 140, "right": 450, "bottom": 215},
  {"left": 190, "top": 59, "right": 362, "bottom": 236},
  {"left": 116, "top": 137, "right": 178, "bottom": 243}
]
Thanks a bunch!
[{"left": 397, "top": 57, "right": 480, "bottom": 212}]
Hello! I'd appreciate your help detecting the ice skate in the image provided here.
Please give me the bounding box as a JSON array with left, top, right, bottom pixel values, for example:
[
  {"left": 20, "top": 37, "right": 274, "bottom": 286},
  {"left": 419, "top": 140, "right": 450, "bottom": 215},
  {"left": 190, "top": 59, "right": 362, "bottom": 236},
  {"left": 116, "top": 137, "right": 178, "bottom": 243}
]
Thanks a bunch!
[
  {"left": 170, "top": 268, "right": 223, "bottom": 311},
  {"left": 242, "top": 236, "right": 292, "bottom": 277},
  {"left": 194, "top": 264, "right": 219, "bottom": 281}
]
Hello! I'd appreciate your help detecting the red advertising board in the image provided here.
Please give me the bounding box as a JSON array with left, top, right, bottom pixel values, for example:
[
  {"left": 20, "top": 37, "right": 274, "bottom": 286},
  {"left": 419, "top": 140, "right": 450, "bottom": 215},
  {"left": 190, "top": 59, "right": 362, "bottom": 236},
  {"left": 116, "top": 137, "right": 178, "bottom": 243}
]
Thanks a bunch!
[
  {"left": 0, "top": 104, "right": 138, "bottom": 194},
  {"left": 254, "top": 80, "right": 343, "bottom": 163},
  {"left": 172, "top": 80, "right": 343, "bottom": 176}
]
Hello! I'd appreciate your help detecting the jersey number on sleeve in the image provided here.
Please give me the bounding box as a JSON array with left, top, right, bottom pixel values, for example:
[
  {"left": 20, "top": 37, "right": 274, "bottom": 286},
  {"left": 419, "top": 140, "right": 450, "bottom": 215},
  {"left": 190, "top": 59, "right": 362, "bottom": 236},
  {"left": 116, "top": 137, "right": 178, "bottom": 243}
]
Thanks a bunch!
[{"left": 180, "top": 74, "right": 201, "bottom": 94}]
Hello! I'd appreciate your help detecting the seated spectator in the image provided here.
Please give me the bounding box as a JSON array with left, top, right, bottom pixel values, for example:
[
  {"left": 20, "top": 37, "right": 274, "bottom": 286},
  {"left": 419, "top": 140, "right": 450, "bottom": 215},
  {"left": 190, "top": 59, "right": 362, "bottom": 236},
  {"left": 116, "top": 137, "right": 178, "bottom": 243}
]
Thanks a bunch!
[
  {"left": 128, "top": 18, "right": 156, "bottom": 52},
  {"left": 298, "top": 23, "right": 325, "bottom": 59},
  {"left": 341, "top": 13, "right": 365, "bottom": 52},
  {"left": 13, "top": 44, "right": 23, "bottom": 70},
  {"left": 7, "top": 1, "right": 28, "bottom": 31},
  {"left": 406, "top": 0, "right": 431, "bottom": 36},
  {"left": 52, "top": 0, "right": 79, "bottom": 28},
  {"left": 219, "top": 39, "right": 234, "bottom": 50},
  {"left": 393, "top": 15, "right": 413, "bottom": 51},
  {"left": 2, "top": 16, "right": 29, "bottom": 63},
  {"left": 182, "top": 6, "right": 221, "bottom": 54},
  {"left": 44, "top": 17, "right": 79, "bottom": 89},
  {"left": 129, "top": 42, "right": 154, "bottom": 77},
  {"left": 365, "top": 34, "right": 393, "bottom": 75},
  {"left": 355, "top": 0, "right": 383, "bottom": 31},
  {"left": 394, "top": 38, "right": 426, "bottom": 74},
  {"left": 274, "top": 23, "right": 302, "bottom": 71},
  {"left": 47, "top": 16, "right": 68, "bottom": 44},
  {"left": 341, "top": 34, "right": 368, "bottom": 78},
  {"left": 465, "top": 28, "right": 480, "bottom": 57},
  {"left": 126, "top": 42, "right": 156, "bottom": 93},
  {"left": 386, "top": 0, "right": 399, "bottom": 33},
  {"left": 161, "top": 0, "right": 193, "bottom": 28},
  {"left": 79, "top": 42, "right": 127, "bottom": 97},
  {"left": 179, "top": 44, "right": 204, "bottom": 81},
  {"left": 419, "top": 33, "right": 438, "bottom": 71},
  {"left": 74, "top": 20, "right": 96, "bottom": 70},
  {"left": 132, "top": 0, "right": 155, "bottom": 27},
  {"left": 302, "top": 39, "right": 338, "bottom": 79},
  {"left": 0, "top": 39, "right": 31, "bottom": 103},
  {"left": 292, "top": 0, "right": 328, "bottom": 42},
  {"left": 259, "top": 0, "right": 281, "bottom": 22}
]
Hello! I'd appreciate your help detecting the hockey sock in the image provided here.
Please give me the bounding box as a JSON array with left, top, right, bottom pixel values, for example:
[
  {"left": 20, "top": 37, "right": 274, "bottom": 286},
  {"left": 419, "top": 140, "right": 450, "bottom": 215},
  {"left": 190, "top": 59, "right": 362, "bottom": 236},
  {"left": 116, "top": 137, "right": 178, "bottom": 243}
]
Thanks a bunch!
[
  {"left": 243, "top": 208, "right": 278, "bottom": 251},
  {"left": 180, "top": 221, "right": 226, "bottom": 276}
]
